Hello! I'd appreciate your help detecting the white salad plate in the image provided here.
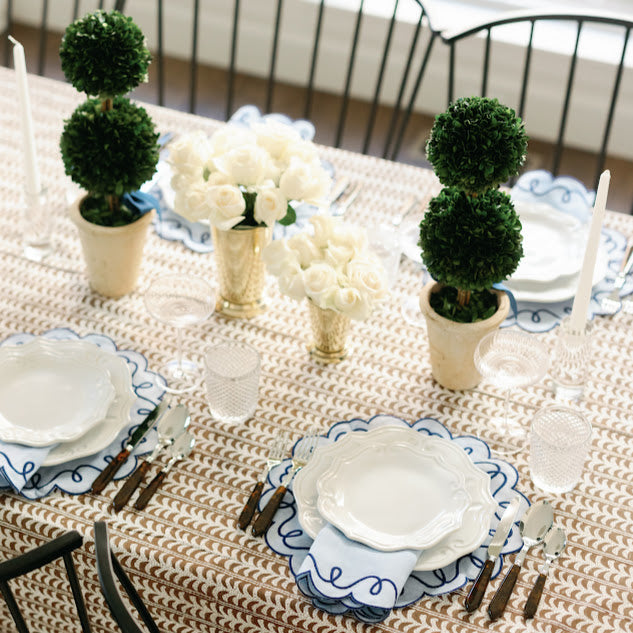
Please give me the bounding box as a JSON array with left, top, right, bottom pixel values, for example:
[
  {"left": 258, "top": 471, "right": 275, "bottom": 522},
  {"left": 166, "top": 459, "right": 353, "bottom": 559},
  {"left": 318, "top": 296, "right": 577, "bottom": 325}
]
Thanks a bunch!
[
  {"left": 0, "top": 339, "right": 116, "bottom": 447},
  {"left": 505, "top": 245, "right": 608, "bottom": 303},
  {"left": 510, "top": 201, "right": 586, "bottom": 283},
  {"left": 43, "top": 348, "right": 135, "bottom": 466},
  {"left": 295, "top": 427, "right": 495, "bottom": 567},
  {"left": 312, "top": 426, "right": 489, "bottom": 552}
]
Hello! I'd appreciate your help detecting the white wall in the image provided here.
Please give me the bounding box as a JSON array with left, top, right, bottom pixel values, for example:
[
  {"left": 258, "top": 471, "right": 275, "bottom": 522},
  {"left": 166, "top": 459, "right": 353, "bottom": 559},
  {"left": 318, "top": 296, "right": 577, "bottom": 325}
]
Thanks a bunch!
[{"left": 8, "top": 0, "right": 633, "bottom": 160}]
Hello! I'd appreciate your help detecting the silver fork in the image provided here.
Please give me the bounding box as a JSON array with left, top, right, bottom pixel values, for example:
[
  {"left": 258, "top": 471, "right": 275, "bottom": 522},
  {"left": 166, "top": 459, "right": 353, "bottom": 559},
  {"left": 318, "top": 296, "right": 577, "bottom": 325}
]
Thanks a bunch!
[
  {"left": 251, "top": 428, "right": 319, "bottom": 537},
  {"left": 237, "top": 431, "right": 289, "bottom": 530},
  {"left": 330, "top": 182, "right": 360, "bottom": 217},
  {"left": 600, "top": 240, "right": 633, "bottom": 314}
]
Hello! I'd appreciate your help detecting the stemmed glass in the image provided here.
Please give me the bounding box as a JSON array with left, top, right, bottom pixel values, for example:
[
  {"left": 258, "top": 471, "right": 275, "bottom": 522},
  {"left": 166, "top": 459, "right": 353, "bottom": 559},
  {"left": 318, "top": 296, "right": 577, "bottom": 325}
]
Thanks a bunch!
[
  {"left": 144, "top": 274, "right": 215, "bottom": 394},
  {"left": 474, "top": 329, "right": 549, "bottom": 455}
]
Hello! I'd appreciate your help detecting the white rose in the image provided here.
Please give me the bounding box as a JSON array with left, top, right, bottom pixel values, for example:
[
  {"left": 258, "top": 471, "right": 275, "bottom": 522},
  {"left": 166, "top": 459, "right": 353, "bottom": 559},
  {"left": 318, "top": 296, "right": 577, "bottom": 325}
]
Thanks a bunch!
[
  {"left": 309, "top": 214, "right": 338, "bottom": 248},
  {"left": 262, "top": 239, "right": 300, "bottom": 277},
  {"left": 214, "top": 145, "right": 276, "bottom": 186},
  {"left": 168, "top": 132, "right": 210, "bottom": 175},
  {"left": 206, "top": 184, "right": 246, "bottom": 230},
  {"left": 278, "top": 270, "right": 306, "bottom": 301},
  {"left": 332, "top": 286, "right": 372, "bottom": 321},
  {"left": 253, "top": 186, "right": 288, "bottom": 226},
  {"left": 171, "top": 172, "right": 200, "bottom": 196},
  {"left": 279, "top": 159, "right": 331, "bottom": 203},
  {"left": 324, "top": 243, "right": 356, "bottom": 269},
  {"left": 208, "top": 125, "right": 256, "bottom": 156},
  {"left": 331, "top": 224, "right": 367, "bottom": 255},
  {"left": 253, "top": 121, "right": 301, "bottom": 160},
  {"left": 346, "top": 258, "right": 388, "bottom": 301},
  {"left": 281, "top": 138, "right": 320, "bottom": 166},
  {"left": 207, "top": 170, "right": 234, "bottom": 186},
  {"left": 302, "top": 262, "right": 337, "bottom": 306},
  {"left": 177, "top": 182, "right": 210, "bottom": 222},
  {"left": 287, "top": 232, "right": 322, "bottom": 267}
]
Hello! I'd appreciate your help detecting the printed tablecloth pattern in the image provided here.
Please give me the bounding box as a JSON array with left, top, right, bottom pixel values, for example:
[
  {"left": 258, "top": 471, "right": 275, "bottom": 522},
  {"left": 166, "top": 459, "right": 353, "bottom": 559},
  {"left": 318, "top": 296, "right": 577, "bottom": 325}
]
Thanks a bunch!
[{"left": 0, "top": 67, "right": 632, "bottom": 633}]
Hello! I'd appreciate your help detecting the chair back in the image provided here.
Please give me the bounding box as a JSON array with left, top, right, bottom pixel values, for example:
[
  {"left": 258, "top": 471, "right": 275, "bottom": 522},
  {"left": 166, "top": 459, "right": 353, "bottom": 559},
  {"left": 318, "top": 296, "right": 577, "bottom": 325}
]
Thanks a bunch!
[
  {"left": 0, "top": 530, "right": 91, "bottom": 633},
  {"left": 440, "top": 10, "right": 633, "bottom": 195},
  {"left": 94, "top": 521, "right": 160, "bottom": 633}
]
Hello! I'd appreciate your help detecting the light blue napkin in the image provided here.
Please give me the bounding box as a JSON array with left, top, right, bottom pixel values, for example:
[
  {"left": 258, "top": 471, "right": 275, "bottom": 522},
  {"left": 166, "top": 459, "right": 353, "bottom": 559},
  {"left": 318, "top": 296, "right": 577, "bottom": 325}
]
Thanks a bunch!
[
  {"left": 295, "top": 524, "right": 419, "bottom": 623},
  {"left": 0, "top": 441, "right": 55, "bottom": 492}
]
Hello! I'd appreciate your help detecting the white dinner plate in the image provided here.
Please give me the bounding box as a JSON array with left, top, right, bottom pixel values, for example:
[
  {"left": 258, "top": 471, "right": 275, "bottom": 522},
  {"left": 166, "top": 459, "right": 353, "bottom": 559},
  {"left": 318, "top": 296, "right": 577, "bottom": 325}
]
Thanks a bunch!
[
  {"left": 313, "top": 426, "right": 489, "bottom": 552},
  {"left": 295, "top": 427, "right": 495, "bottom": 567},
  {"left": 43, "top": 349, "right": 135, "bottom": 466},
  {"left": 511, "top": 201, "right": 586, "bottom": 283},
  {"left": 505, "top": 243, "right": 609, "bottom": 303},
  {"left": 0, "top": 339, "right": 116, "bottom": 447}
]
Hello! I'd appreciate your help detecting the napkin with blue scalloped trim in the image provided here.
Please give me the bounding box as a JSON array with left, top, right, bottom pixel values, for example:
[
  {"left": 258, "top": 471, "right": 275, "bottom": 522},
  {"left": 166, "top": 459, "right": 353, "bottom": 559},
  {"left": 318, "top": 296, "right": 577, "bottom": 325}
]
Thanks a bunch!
[{"left": 295, "top": 523, "right": 419, "bottom": 623}]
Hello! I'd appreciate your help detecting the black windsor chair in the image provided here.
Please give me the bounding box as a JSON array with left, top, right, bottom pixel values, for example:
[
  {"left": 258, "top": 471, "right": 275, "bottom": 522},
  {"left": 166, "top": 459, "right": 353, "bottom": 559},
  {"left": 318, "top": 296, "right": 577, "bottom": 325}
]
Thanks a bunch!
[
  {"left": 94, "top": 520, "right": 160, "bottom": 633},
  {"left": 0, "top": 530, "right": 91, "bottom": 633}
]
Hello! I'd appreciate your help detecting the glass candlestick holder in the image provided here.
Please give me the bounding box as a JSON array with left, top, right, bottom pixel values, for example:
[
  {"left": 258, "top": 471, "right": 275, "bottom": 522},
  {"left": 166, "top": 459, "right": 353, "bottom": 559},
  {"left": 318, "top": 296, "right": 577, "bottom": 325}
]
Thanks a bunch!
[
  {"left": 550, "top": 316, "right": 593, "bottom": 401},
  {"left": 23, "top": 187, "right": 53, "bottom": 262}
]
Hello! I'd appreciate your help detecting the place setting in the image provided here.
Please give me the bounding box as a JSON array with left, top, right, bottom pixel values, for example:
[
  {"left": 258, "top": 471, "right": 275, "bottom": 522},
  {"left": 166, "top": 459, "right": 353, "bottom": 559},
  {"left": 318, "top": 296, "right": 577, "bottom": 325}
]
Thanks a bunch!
[{"left": 0, "top": 328, "right": 166, "bottom": 499}]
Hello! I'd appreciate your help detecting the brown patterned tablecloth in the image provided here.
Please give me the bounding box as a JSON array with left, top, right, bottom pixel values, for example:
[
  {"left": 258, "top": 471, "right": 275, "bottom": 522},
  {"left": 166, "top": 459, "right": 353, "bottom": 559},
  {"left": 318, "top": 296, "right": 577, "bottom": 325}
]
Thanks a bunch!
[{"left": 0, "top": 66, "right": 632, "bottom": 633}]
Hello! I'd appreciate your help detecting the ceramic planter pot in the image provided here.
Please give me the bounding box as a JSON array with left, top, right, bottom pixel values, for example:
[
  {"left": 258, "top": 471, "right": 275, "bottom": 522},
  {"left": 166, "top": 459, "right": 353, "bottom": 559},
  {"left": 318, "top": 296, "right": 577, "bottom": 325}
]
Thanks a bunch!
[
  {"left": 419, "top": 281, "right": 510, "bottom": 390},
  {"left": 69, "top": 196, "right": 155, "bottom": 299}
]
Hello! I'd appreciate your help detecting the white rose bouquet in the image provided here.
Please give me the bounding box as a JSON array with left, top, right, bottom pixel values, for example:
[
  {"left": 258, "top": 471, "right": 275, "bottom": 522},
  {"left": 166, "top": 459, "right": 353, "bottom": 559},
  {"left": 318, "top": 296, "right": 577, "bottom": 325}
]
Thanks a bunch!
[
  {"left": 168, "top": 122, "right": 332, "bottom": 230},
  {"left": 263, "top": 215, "right": 389, "bottom": 320}
]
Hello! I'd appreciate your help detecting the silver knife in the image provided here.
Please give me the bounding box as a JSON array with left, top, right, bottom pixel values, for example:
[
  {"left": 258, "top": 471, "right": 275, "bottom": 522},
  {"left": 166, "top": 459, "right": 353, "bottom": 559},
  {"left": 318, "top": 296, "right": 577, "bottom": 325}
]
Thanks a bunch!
[{"left": 464, "top": 495, "right": 521, "bottom": 612}]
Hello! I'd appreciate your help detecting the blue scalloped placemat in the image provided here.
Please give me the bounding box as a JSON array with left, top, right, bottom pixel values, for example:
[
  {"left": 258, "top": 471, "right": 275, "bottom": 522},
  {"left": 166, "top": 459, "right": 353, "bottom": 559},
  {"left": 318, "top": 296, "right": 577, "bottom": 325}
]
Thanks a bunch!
[
  {"left": 0, "top": 328, "right": 165, "bottom": 499},
  {"left": 258, "top": 415, "right": 529, "bottom": 621}
]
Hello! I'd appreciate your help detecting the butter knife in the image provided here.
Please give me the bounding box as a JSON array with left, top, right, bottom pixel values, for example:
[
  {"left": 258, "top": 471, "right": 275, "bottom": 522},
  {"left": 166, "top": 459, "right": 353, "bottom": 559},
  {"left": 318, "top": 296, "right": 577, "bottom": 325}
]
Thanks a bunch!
[
  {"left": 112, "top": 404, "right": 190, "bottom": 512},
  {"left": 90, "top": 398, "right": 170, "bottom": 494},
  {"left": 464, "top": 495, "right": 521, "bottom": 612}
]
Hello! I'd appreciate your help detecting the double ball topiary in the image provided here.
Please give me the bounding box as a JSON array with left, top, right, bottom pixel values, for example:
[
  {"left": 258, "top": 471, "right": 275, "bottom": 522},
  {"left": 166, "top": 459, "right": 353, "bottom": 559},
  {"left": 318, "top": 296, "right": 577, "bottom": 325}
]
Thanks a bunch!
[
  {"left": 420, "top": 96, "right": 526, "bottom": 322},
  {"left": 426, "top": 96, "right": 528, "bottom": 195},
  {"left": 59, "top": 10, "right": 159, "bottom": 226}
]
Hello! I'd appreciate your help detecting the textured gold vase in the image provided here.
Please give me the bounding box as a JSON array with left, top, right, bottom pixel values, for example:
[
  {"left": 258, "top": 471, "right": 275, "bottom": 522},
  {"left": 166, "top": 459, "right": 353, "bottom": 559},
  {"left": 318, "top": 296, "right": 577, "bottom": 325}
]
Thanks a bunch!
[
  {"left": 308, "top": 301, "right": 351, "bottom": 364},
  {"left": 212, "top": 225, "right": 272, "bottom": 318}
]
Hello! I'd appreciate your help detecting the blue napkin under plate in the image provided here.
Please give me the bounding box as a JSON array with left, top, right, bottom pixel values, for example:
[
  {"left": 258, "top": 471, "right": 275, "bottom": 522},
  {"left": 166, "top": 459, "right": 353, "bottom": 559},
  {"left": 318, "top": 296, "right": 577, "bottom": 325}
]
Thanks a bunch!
[
  {"left": 0, "top": 441, "right": 55, "bottom": 492},
  {"left": 296, "top": 523, "right": 419, "bottom": 623}
]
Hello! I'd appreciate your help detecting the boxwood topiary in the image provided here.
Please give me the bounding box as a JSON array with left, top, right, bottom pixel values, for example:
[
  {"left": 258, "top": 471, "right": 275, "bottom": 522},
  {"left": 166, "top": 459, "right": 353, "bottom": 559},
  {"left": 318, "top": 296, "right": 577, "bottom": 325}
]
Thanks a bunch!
[
  {"left": 59, "top": 9, "right": 159, "bottom": 226},
  {"left": 60, "top": 97, "right": 159, "bottom": 225},
  {"left": 59, "top": 10, "right": 151, "bottom": 99},
  {"left": 419, "top": 97, "right": 526, "bottom": 322},
  {"left": 419, "top": 187, "right": 523, "bottom": 321},
  {"left": 426, "top": 96, "right": 528, "bottom": 194}
]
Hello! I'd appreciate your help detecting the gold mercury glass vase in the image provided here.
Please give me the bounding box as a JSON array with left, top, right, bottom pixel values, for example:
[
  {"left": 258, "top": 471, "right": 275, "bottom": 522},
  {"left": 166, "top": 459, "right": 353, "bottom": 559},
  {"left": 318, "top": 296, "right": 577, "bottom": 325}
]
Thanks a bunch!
[
  {"left": 307, "top": 300, "right": 351, "bottom": 363},
  {"left": 212, "top": 225, "right": 272, "bottom": 318}
]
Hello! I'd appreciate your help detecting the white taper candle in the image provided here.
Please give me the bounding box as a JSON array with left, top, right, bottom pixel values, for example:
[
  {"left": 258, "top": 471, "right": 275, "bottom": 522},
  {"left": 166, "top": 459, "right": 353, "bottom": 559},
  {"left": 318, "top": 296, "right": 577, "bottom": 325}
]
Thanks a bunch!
[
  {"left": 568, "top": 170, "right": 610, "bottom": 332},
  {"left": 9, "top": 36, "right": 42, "bottom": 198}
]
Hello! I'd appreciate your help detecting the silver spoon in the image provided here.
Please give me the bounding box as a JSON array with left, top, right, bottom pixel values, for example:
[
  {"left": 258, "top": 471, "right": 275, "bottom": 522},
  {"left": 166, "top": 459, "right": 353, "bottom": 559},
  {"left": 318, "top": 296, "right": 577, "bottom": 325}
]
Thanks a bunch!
[
  {"left": 488, "top": 500, "right": 554, "bottom": 621},
  {"left": 523, "top": 526, "right": 567, "bottom": 619},
  {"left": 134, "top": 431, "right": 196, "bottom": 511},
  {"left": 112, "top": 404, "right": 190, "bottom": 512}
]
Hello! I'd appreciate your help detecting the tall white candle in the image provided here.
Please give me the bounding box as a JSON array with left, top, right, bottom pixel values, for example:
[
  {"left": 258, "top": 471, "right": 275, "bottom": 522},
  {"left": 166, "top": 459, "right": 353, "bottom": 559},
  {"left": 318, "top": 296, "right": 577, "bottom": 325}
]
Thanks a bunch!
[
  {"left": 9, "top": 36, "right": 42, "bottom": 198},
  {"left": 568, "top": 170, "right": 610, "bottom": 332}
]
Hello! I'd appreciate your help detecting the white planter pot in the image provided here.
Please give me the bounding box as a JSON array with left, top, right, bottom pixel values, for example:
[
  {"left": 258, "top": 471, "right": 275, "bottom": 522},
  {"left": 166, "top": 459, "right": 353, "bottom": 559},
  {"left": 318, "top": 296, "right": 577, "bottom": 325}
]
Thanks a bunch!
[
  {"left": 419, "top": 281, "right": 510, "bottom": 390},
  {"left": 69, "top": 196, "right": 155, "bottom": 299}
]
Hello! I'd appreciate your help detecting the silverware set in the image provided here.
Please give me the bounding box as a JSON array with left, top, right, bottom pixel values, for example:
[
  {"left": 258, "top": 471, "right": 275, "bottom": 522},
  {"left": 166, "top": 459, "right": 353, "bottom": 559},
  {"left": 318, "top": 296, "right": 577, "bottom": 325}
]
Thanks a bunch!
[
  {"left": 238, "top": 429, "right": 318, "bottom": 537},
  {"left": 91, "top": 400, "right": 195, "bottom": 513},
  {"left": 329, "top": 178, "right": 360, "bottom": 217},
  {"left": 464, "top": 498, "right": 566, "bottom": 621}
]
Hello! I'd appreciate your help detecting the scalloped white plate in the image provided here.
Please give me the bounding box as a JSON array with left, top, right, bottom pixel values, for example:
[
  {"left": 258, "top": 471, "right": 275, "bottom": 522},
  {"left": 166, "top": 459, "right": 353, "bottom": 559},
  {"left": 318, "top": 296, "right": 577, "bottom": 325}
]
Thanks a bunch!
[
  {"left": 296, "top": 427, "right": 495, "bottom": 566},
  {"left": 0, "top": 339, "right": 116, "bottom": 447},
  {"left": 314, "top": 426, "right": 481, "bottom": 552},
  {"left": 43, "top": 350, "right": 134, "bottom": 466}
]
